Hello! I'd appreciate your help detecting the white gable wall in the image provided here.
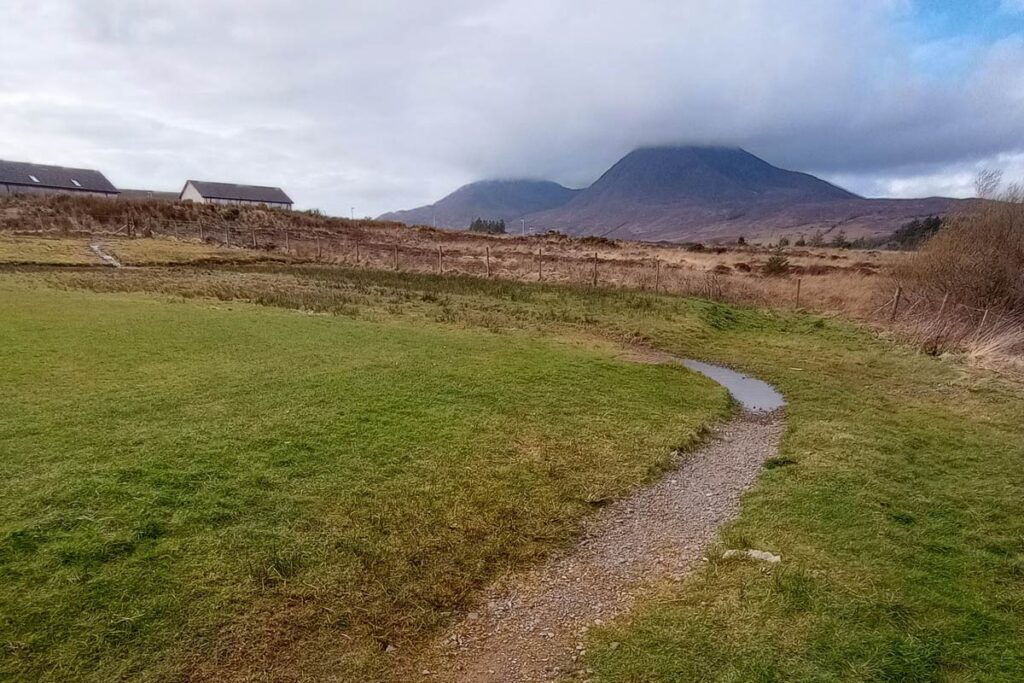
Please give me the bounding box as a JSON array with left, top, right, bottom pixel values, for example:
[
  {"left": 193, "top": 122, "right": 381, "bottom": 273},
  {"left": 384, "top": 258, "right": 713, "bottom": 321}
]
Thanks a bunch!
[{"left": 179, "top": 182, "right": 205, "bottom": 203}]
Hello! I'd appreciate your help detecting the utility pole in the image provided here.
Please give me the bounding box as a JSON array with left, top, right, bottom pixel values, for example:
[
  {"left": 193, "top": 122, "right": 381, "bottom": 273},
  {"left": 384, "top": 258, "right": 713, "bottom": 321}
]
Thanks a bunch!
[
  {"left": 350, "top": 207, "right": 355, "bottom": 221},
  {"left": 521, "top": 219, "right": 526, "bottom": 236}
]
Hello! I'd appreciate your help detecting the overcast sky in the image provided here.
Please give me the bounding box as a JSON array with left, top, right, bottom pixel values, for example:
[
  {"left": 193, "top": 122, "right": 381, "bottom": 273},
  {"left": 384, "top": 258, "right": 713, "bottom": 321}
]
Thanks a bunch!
[{"left": 2, "top": 0, "right": 1023, "bottom": 215}]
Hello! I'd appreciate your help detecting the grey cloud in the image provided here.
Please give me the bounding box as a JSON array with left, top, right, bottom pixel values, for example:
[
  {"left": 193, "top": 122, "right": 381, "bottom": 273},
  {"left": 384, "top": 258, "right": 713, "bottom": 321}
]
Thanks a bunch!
[{"left": 1, "top": 0, "right": 1023, "bottom": 214}]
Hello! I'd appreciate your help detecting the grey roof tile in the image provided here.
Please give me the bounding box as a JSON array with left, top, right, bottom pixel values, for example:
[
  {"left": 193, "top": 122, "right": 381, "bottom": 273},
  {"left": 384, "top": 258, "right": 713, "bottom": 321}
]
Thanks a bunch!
[
  {"left": 184, "top": 180, "right": 292, "bottom": 205},
  {"left": 0, "top": 160, "right": 119, "bottom": 194}
]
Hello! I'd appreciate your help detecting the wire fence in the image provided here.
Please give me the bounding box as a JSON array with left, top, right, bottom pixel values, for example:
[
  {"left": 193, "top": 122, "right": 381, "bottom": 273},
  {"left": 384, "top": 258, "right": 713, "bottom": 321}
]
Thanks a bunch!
[
  {"left": 87, "top": 218, "right": 743, "bottom": 300},
  {"left": 11, "top": 219, "right": 1023, "bottom": 341}
]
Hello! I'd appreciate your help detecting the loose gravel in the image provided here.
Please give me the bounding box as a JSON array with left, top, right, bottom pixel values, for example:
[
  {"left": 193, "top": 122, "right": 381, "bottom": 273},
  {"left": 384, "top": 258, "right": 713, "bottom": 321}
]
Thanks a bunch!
[{"left": 400, "top": 409, "right": 784, "bottom": 681}]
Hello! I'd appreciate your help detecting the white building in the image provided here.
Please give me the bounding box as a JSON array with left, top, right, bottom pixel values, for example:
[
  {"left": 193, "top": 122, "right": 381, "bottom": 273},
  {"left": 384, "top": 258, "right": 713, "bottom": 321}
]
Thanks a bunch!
[
  {"left": 180, "top": 180, "right": 293, "bottom": 209},
  {"left": 0, "top": 160, "right": 119, "bottom": 198}
]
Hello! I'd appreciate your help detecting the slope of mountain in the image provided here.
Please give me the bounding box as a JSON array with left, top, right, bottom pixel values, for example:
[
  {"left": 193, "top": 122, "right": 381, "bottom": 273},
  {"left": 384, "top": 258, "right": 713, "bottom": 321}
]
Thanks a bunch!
[
  {"left": 524, "top": 146, "right": 961, "bottom": 241},
  {"left": 382, "top": 146, "right": 964, "bottom": 242},
  {"left": 378, "top": 179, "right": 579, "bottom": 228},
  {"left": 570, "top": 146, "right": 858, "bottom": 206}
]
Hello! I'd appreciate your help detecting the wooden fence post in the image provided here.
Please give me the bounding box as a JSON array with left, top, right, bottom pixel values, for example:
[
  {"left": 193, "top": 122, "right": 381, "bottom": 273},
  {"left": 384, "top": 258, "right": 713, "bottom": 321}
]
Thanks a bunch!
[
  {"left": 393, "top": 244, "right": 399, "bottom": 270},
  {"left": 355, "top": 241, "right": 360, "bottom": 265},
  {"left": 538, "top": 248, "right": 543, "bottom": 281},
  {"left": 655, "top": 258, "right": 661, "bottom": 293},
  {"left": 284, "top": 230, "right": 290, "bottom": 252},
  {"left": 316, "top": 235, "right": 321, "bottom": 261},
  {"left": 592, "top": 252, "right": 598, "bottom": 287},
  {"left": 198, "top": 222, "right": 204, "bottom": 242},
  {"left": 224, "top": 225, "right": 230, "bottom": 245},
  {"left": 485, "top": 247, "right": 491, "bottom": 278},
  {"left": 251, "top": 226, "right": 257, "bottom": 248},
  {"left": 438, "top": 245, "right": 443, "bottom": 273},
  {"left": 889, "top": 285, "right": 902, "bottom": 321},
  {"left": 795, "top": 278, "right": 802, "bottom": 309}
]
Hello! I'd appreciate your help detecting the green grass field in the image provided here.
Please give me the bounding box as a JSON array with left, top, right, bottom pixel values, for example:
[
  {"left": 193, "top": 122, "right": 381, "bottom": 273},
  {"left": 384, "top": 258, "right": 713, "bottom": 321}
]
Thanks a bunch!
[
  {"left": 28, "top": 263, "right": 1024, "bottom": 682},
  {"left": 0, "top": 278, "right": 726, "bottom": 681},
  {"left": 3, "top": 260, "right": 1023, "bottom": 681}
]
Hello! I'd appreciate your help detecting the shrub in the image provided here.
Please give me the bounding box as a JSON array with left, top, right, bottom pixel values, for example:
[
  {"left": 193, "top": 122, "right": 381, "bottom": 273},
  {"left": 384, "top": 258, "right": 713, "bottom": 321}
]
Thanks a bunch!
[
  {"left": 896, "top": 191, "right": 1024, "bottom": 315},
  {"left": 891, "top": 216, "right": 943, "bottom": 250},
  {"left": 763, "top": 250, "right": 791, "bottom": 276}
]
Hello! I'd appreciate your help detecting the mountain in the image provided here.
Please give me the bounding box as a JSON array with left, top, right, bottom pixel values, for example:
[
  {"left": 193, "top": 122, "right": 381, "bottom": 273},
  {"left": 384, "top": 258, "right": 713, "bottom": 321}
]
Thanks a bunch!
[
  {"left": 524, "top": 146, "right": 961, "bottom": 241},
  {"left": 378, "top": 179, "right": 579, "bottom": 228},
  {"left": 567, "top": 146, "right": 858, "bottom": 207},
  {"left": 382, "top": 146, "right": 965, "bottom": 242}
]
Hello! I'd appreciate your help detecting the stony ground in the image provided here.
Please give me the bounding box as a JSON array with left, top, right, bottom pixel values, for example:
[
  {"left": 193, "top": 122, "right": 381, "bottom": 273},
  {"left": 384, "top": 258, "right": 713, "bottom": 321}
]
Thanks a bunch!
[{"left": 399, "top": 411, "right": 784, "bottom": 681}]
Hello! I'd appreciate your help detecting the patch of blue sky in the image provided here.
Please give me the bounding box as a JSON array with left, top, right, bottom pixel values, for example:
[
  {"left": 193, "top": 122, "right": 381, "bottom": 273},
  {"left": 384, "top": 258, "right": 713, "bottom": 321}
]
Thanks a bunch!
[{"left": 899, "top": 0, "right": 1024, "bottom": 81}]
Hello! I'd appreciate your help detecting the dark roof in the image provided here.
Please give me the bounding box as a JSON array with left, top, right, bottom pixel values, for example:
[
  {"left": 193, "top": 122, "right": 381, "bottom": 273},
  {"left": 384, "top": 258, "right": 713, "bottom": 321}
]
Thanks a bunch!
[
  {"left": 0, "top": 159, "right": 119, "bottom": 194},
  {"left": 184, "top": 180, "right": 292, "bottom": 205}
]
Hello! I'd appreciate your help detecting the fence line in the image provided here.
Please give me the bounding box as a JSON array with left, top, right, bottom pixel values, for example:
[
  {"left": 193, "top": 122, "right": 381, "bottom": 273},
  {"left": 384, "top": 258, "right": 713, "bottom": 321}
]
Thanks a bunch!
[
  {"left": 4, "top": 221, "right": 833, "bottom": 311},
  {"left": 18, "top": 221, "right": 1022, "bottom": 329}
]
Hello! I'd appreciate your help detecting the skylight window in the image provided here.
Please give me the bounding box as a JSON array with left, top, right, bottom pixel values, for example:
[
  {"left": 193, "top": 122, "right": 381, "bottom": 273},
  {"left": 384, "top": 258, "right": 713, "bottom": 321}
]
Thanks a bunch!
[
  {"left": 28, "top": 175, "right": 40, "bottom": 183},
  {"left": 71, "top": 179, "right": 82, "bottom": 187}
]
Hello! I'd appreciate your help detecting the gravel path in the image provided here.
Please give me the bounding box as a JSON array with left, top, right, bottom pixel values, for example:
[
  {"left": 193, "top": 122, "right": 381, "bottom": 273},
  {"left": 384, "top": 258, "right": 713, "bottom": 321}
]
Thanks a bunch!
[
  {"left": 399, "top": 356, "right": 785, "bottom": 682},
  {"left": 89, "top": 243, "right": 122, "bottom": 268}
]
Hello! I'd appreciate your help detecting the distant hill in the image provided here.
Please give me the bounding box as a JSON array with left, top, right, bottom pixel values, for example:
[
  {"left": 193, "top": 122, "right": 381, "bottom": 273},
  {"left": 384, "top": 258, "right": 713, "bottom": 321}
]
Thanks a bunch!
[
  {"left": 382, "top": 146, "right": 967, "bottom": 242},
  {"left": 378, "top": 179, "right": 579, "bottom": 228}
]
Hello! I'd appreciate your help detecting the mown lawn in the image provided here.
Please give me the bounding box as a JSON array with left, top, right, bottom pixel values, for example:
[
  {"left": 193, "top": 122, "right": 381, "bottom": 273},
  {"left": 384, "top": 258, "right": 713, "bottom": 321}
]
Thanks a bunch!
[
  {"left": 0, "top": 279, "right": 725, "bottom": 682},
  {"left": 40, "top": 264, "right": 1024, "bottom": 682}
]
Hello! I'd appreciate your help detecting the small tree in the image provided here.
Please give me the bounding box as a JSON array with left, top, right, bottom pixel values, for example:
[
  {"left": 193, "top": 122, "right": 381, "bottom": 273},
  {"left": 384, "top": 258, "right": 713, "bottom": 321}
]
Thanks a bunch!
[
  {"left": 763, "top": 248, "right": 791, "bottom": 276},
  {"left": 778, "top": 236, "right": 790, "bottom": 247},
  {"left": 469, "top": 218, "right": 506, "bottom": 234},
  {"left": 737, "top": 235, "right": 747, "bottom": 245},
  {"left": 831, "top": 230, "right": 850, "bottom": 249},
  {"left": 975, "top": 169, "right": 1003, "bottom": 199},
  {"left": 808, "top": 230, "right": 825, "bottom": 247},
  {"left": 795, "top": 235, "right": 807, "bottom": 247}
]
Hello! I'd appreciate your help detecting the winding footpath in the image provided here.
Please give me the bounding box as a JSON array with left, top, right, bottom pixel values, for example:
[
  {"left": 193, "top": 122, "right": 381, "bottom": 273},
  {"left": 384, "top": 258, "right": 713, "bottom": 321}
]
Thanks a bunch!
[
  {"left": 400, "top": 353, "right": 785, "bottom": 681},
  {"left": 89, "top": 243, "right": 122, "bottom": 268}
]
